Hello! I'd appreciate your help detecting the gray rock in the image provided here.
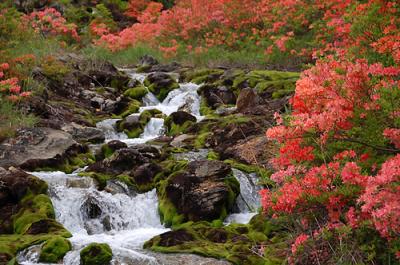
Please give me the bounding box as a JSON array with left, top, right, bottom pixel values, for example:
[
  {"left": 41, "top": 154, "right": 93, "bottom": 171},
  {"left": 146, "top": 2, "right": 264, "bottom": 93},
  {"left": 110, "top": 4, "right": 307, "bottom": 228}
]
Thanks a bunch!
[
  {"left": 0, "top": 127, "right": 83, "bottom": 170},
  {"left": 62, "top": 122, "right": 105, "bottom": 143}
]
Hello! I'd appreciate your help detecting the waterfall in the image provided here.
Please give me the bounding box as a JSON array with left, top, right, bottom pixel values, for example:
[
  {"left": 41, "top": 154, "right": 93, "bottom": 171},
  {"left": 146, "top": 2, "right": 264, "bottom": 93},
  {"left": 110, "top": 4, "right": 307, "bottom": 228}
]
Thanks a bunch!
[
  {"left": 17, "top": 70, "right": 260, "bottom": 264},
  {"left": 224, "top": 169, "right": 262, "bottom": 224}
]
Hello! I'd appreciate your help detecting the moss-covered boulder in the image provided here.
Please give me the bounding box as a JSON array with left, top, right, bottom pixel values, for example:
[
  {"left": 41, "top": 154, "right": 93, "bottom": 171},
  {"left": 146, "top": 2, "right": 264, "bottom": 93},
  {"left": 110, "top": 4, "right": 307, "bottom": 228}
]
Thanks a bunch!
[
  {"left": 80, "top": 243, "right": 112, "bottom": 265},
  {"left": 182, "top": 69, "right": 225, "bottom": 84},
  {"left": 144, "top": 72, "right": 179, "bottom": 101},
  {"left": 39, "top": 236, "right": 71, "bottom": 263},
  {"left": 123, "top": 84, "right": 148, "bottom": 100},
  {"left": 117, "top": 109, "right": 162, "bottom": 138},
  {"left": 95, "top": 140, "right": 128, "bottom": 161},
  {"left": 233, "top": 70, "right": 299, "bottom": 97},
  {"left": 0, "top": 168, "right": 71, "bottom": 263},
  {"left": 158, "top": 160, "right": 239, "bottom": 227},
  {"left": 164, "top": 111, "right": 197, "bottom": 136},
  {"left": 119, "top": 99, "right": 141, "bottom": 118},
  {"left": 198, "top": 84, "right": 236, "bottom": 109}
]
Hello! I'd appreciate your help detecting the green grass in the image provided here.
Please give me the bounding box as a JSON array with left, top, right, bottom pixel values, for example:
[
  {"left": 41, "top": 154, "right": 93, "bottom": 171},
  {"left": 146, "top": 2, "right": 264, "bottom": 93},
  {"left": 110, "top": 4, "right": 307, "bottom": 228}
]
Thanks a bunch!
[
  {"left": 82, "top": 44, "right": 166, "bottom": 67},
  {"left": 0, "top": 100, "right": 37, "bottom": 141}
]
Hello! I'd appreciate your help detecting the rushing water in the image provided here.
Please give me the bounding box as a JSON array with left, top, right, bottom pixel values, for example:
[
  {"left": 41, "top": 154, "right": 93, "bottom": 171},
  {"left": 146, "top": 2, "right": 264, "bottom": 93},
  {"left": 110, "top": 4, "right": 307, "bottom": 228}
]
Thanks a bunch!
[{"left": 17, "top": 71, "right": 261, "bottom": 265}]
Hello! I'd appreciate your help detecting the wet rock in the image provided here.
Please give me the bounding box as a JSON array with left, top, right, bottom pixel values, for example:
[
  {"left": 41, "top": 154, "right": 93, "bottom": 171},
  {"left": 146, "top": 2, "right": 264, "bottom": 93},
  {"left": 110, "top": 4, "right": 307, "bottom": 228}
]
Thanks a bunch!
[
  {"left": 144, "top": 72, "right": 179, "bottom": 101},
  {"left": 236, "top": 87, "right": 262, "bottom": 113},
  {"left": 81, "top": 197, "right": 102, "bottom": 219},
  {"left": 150, "top": 62, "right": 181, "bottom": 73},
  {"left": 62, "top": 122, "right": 105, "bottom": 144},
  {"left": 0, "top": 127, "right": 84, "bottom": 171},
  {"left": 117, "top": 114, "right": 141, "bottom": 131},
  {"left": 0, "top": 167, "right": 47, "bottom": 207},
  {"left": 198, "top": 84, "right": 236, "bottom": 109},
  {"left": 88, "top": 145, "right": 159, "bottom": 175},
  {"left": 104, "top": 180, "right": 131, "bottom": 195},
  {"left": 160, "top": 160, "right": 239, "bottom": 224},
  {"left": 169, "top": 111, "right": 197, "bottom": 125}
]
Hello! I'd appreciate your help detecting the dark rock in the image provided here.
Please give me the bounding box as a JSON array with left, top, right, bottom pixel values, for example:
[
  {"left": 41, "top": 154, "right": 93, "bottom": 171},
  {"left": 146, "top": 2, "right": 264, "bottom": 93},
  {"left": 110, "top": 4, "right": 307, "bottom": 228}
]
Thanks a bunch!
[
  {"left": 162, "top": 160, "right": 238, "bottom": 223},
  {"left": 25, "top": 219, "right": 51, "bottom": 234},
  {"left": 198, "top": 85, "right": 236, "bottom": 109},
  {"left": 158, "top": 230, "right": 194, "bottom": 247},
  {"left": 236, "top": 88, "right": 262, "bottom": 113},
  {"left": 106, "top": 140, "right": 127, "bottom": 151},
  {"left": 144, "top": 72, "right": 179, "bottom": 100},
  {"left": 0, "top": 167, "right": 46, "bottom": 206},
  {"left": 117, "top": 114, "right": 141, "bottom": 131},
  {"left": 0, "top": 127, "right": 85, "bottom": 171},
  {"left": 81, "top": 197, "right": 102, "bottom": 219},
  {"left": 87, "top": 145, "right": 157, "bottom": 175},
  {"left": 132, "top": 163, "right": 162, "bottom": 186},
  {"left": 139, "top": 55, "right": 159, "bottom": 67},
  {"left": 169, "top": 111, "right": 196, "bottom": 125}
]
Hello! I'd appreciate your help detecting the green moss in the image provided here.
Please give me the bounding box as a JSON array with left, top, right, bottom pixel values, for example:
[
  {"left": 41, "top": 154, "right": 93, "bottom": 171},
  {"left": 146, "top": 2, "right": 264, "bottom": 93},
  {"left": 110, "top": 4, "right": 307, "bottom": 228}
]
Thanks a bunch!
[
  {"left": 199, "top": 97, "right": 216, "bottom": 117},
  {"left": 120, "top": 100, "right": 141, "bottom": 118},
  {"left": 194, "top": 132, "right": 210, "bottom": 149},
  {"left": 35, "top": 151, "right": 95, "bottom": 174},
  {"left": 80, "top": 243, "right": 112, "bottom": 265},
  {"left": 79, "top": 172, "right": 111, "bottom": 190},
  {"left": 157, "top": 178, "right": 186, "bottom": 227},
  {"left": 123, "top": 85, "right": 148, "bottom": 100},
  {"left": 207, "top": 150, "right": 220, "bottom": 160},
  {"left": 101, "top": 145, "right": 114, "bottom": 159},
  {"left": 125, "top": 127, "right": 143, "bottom": 138},
  {"left": 39, "top": 236, "right": 71, "bottom": 263},
  {"left": 144, "top": 75, "right": 179, "bottom": 101},
  {"left": 183, "top": 69, "right": 225, "bottom": 84},
  {"left": 165, "top": 119, "right": 195, "bottom": 136},
  {"left": 13, "top": 194, "right": 55, "bottom": 234}
]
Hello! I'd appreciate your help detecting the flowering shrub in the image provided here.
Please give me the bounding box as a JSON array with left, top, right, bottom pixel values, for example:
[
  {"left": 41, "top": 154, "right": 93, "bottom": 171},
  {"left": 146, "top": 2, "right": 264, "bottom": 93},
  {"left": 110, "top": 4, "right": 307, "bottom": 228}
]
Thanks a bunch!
[
  {"left": 23, "top": 8, "right": 79, "bottom": 42},
  {"left": 262, "top": 32, "right": 400, "bottom": 265},
  {"left": 0, "top": 63, "right": 30, "bottom": 101}
]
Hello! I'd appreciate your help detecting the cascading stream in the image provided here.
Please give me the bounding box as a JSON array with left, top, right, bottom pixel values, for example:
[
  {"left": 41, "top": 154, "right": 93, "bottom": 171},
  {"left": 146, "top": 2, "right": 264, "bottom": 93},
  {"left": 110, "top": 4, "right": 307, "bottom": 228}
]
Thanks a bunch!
[{"left": 17, "top": 71, "right": 262, "bottom": 265}]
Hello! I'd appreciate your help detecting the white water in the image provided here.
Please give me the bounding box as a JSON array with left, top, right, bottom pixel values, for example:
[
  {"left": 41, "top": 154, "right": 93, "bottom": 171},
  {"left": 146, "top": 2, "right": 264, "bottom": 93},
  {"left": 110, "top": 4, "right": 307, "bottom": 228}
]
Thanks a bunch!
[
  {"left": 17, "top": 71, "right": 261, "bottom": 264},
  {"left": 224, "top": 169, "right": 262, "bottom": 224}
]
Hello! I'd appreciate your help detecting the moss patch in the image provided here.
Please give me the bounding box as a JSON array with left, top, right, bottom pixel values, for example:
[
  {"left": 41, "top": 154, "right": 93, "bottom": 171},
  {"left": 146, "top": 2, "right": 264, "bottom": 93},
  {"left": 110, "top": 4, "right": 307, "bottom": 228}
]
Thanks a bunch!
[
  {"left": 39, "top": 236, "right": 71, "bottom": 263},
  {"left": 123, "top": 85, "right": 148, "bottom": 100},
  {"left": 145, "top": 216, "right": 289, "bottom": 265},
  {"left": 80, "top": 243, "right": 112, "bottom": 265}
]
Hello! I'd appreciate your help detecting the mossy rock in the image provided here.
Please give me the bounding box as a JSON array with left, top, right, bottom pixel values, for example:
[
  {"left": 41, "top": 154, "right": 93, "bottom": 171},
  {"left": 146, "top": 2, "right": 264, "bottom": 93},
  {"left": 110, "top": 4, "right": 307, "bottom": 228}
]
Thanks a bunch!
[
  {"left": 120, "top": 100, "right": 141, "bottom": 118},
  {"left": 232, "top": 70, "right": 299, "bottom": 95},
  {"left": 123, "top": 85, "right": 148, "bottom": 100},
  {"left": 39, "top": 236, "right": 71, "bottom": 263},
  {"left": 80, "top": 243, "right": 112, "bottom": 265},
  {"left": 183, "top": 69, "right": 225, "bottom": 84},
  {"left": 144, "top": 73, "right": 179, "bottom": 101}
]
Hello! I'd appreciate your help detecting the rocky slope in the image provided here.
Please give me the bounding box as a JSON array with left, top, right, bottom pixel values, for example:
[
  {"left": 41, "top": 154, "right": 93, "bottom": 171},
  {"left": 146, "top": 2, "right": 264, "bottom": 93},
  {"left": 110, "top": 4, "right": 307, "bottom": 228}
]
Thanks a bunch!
[{"left": 0, "top": 55, "right": 299, "bottom": 264}]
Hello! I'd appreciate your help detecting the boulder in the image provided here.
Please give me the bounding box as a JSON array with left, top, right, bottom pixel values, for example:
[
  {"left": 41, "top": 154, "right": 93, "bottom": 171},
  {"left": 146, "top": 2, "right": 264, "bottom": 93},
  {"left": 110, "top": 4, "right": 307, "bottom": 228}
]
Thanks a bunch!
[
  {"left": 0, "top": 127, "right": 84, "bottom": 170},
  {"left": 170, "top": 134, "right": 196, "bottom": 148},
  {"left": 236, "top": 88, "right": 262, "bottom": 113},
  {"left": 132, "top": 163, "right": 162, "bottom": 191},
  {"left": 62, "top": 122, "right": 105, "bottom": 144},
  {"left": 139, "top": 55, "right": 159, "bottom": 67},
  {"left": 159, "top": 160, "right": 239, "bottom": 225},
  {"left": 168, "top": 111, "right": 197, "bottom": 125},
  {"left": 198, "top": 85, "right": 236, "bottom": 109},
  {"left": 144, "top": 72, "right": 179, "bottom": 101},
  {"left": 80, "top": 243, "right": 113, "bottom": 265}
]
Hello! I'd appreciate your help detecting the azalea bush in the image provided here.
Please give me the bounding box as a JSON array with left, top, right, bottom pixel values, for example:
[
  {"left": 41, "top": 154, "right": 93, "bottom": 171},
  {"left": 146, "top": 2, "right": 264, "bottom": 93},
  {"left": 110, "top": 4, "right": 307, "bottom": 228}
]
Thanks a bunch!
[
  {"left": 23, "top": 8, "right": 80, "bottom": 42},
  {"left": 260, "top": 4, "right": 400, "bottom": 261}
]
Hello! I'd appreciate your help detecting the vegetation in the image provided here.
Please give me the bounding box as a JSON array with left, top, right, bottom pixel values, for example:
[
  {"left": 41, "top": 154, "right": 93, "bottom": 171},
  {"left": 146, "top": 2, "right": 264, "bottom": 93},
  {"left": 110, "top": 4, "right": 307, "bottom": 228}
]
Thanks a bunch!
[{"left": 0, "top": 0, "right": 399, "bottom": 264}]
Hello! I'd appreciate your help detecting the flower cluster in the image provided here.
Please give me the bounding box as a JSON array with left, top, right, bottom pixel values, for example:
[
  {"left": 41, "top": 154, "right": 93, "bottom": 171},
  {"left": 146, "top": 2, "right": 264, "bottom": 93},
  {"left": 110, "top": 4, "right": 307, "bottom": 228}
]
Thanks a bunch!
[
  {"left": 0, "top": 63, "right": 30, "bottom": 101},
  {"left": 23, "top": 8, "right": 79, "bottom": 41}
]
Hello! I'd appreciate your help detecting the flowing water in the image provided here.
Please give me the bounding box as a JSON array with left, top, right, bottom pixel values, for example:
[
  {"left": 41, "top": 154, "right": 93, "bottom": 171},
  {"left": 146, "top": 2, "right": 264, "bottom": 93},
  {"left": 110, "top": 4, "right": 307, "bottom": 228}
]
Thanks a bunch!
[{"left": 17, "top": 71, "right": 261, "bottom": 265}]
